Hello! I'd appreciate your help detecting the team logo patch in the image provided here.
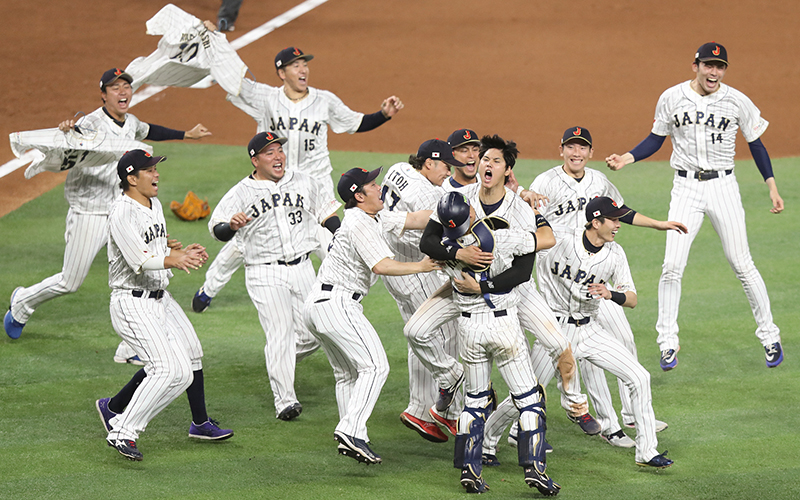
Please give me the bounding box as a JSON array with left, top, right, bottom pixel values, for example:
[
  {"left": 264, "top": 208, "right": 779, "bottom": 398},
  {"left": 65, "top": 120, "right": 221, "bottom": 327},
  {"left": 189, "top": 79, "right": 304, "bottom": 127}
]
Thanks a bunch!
[
  {"left": 293, "top": 47, "right": 302, "bottom": 56},
  {"left": 463, "top": 130, "right": 471, "bottom": 140},
  {"left": 266, "top": 132, "right": 274, "bottom": 140},
  {"left": 574, "top": 127, "right": 582, "bottom": 136},
  {"left": 611, "top": 200, "right": 618, "bottom": 207},
  {"left": 447, "top": 219, "right": 456, "bottom": 228},
  {"left": 432, "top": 152, "right": 440, "bottom": 158},
  {"left": 712, "top": 45, "right": 720, "bottom": 56},
  {"left": 114, "top": 68, "right": 123, "bottom": 76},
  {"left": 593, "top": 210, "right": 601, "bottom": 217},
  {"left": 349, "top": 183, "right": 358, "bottom": 192},
  {"left": 250, "top": 149, "right": 255, "bottom": 156},
  {"left": 126, "top": 165, "right": 134, "bottom": 173},
  {"left": 143, "top": 151, "right": 152, "bottom": 157}
]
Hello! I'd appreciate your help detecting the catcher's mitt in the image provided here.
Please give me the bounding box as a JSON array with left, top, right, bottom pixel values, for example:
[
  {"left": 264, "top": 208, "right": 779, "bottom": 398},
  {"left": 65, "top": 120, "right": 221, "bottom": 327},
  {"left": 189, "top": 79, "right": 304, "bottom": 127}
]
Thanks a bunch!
[{"left": 170, "top": 191, "right": 210, "bottom": 221}]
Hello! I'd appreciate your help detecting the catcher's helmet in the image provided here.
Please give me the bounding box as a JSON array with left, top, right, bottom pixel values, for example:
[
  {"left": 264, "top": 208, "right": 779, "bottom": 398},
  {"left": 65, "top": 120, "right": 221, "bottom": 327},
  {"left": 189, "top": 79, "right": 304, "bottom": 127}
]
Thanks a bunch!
[{"left": 437, "top": 192, "right": 472, "bottom": 241}]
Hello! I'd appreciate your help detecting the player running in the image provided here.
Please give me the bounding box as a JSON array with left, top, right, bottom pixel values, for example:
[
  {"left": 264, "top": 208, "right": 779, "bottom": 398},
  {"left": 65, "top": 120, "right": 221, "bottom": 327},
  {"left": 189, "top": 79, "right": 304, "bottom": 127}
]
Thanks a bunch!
[
  {"left": 207, "top": 132, "right": 340, "bottom": 421},
  {"left": 605, "top": 42, "right": 785, "bottom": 369}
]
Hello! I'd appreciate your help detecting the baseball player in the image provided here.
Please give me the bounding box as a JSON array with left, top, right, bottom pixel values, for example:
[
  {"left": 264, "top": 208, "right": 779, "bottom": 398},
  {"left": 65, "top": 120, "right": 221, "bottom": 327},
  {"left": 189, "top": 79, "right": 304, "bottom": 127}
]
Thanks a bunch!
[
  {"left": 415, "top": 135, "right": 592, "bottom": 438},
  {"left": 208, "top": 132, "right": 339, "bottom": 420},
  {"left": 380, "top": 139, "right": 465, "bottom": 443},
  {"left": 192, "top": 45, "right": 404, "bottom": 312},
  {"left": 443, "top": 129, "right": 481, "bottom": 192},
  {"left": 484, "top": 127, "right": 684, "bottom": 450},
  {"left": 435, "top": 192, "right": 560, "bottom": 495},
  {"left": 101, "top": 150, "right": 231, "bottom": 461},
  {"left": 605, "top": 42, "right": 784, "bottom": 369},
  {"left": 303, "top": 167, "right": 440, "bottom": 465},
  {"left": 536, "top": 196, "right": 673, "bottom": 469},
  {"left": 4, "top": 68, "right": 211, "bottom": 343}
]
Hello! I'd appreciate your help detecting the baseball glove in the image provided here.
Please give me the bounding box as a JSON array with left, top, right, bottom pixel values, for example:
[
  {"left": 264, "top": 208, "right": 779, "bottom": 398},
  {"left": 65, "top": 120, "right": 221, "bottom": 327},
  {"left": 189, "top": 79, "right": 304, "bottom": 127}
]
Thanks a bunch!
[{"left": 170, "top": 191, "right": 210, "bottom": 221}]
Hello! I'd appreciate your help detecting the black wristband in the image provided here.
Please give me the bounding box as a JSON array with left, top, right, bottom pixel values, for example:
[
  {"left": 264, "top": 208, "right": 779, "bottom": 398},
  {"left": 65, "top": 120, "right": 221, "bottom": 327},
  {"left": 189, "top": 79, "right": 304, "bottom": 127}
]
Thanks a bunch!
[
  {"left": 323, "top": 215, "right": 341, "bottom": 234},
  {"left": 213, "top": 222, "right": 237, "bottom": 242},
  {"left": 609, "top": 290, "right": 626, "bottom": 306},
  {"left": 535, "top": 213, "right": 551, "bottom": 229}
]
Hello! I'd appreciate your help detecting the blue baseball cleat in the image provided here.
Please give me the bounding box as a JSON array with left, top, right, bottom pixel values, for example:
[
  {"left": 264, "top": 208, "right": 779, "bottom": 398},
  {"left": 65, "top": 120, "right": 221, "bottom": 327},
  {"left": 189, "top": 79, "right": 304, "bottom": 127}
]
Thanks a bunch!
[{"left": 765, "top": 342, "right": 783, "bottom": 368}]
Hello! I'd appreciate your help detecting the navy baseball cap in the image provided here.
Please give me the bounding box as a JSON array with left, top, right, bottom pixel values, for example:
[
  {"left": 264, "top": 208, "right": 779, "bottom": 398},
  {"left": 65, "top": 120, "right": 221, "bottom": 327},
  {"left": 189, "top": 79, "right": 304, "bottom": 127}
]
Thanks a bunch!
[
  {"left": 561, "top": 126, "right": 592, "bottom": 146},
  {"left": 417, "top": 139, "right": 466, "bottom": 167},
  {"left": 100, "top": 68, "right": 133, "bottom": 90},
  {"left": 338, "top": 167, "right": 382, "bottom": 202},
  {"left": 275, "top": 47, "right": 314, "bottom": 70},
  {"left": 248, "top": 132, "right": 288, "bottom": 158},
  {"left": 447, "top": 129, "right": 481, "bottom": 149},
  {"left": 586, "top": 196, "right": 630, "bottom": 222},
  {"left": 438, "top": 192, "right": 472, "bottom": 241},
  {"left": 117, "top": 150, "right": 165, "bottom": 180},
  {"left": 695, "top": 42, "right": 728, "bottom": 65}
]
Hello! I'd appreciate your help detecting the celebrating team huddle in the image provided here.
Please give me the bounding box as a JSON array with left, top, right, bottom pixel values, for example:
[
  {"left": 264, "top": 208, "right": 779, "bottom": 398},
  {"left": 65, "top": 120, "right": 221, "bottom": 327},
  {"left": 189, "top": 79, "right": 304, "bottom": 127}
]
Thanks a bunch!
[{"left": 5, "top": 23, "right": 788, "bottom": 497}]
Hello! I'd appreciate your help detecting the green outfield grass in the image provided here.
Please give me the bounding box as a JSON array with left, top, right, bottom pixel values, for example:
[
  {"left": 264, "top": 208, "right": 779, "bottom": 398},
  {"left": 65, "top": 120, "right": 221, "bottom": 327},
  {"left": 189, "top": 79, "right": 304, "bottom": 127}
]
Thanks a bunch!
[{"left": 1, "top": 143, "right": 798, "bottom": 499}]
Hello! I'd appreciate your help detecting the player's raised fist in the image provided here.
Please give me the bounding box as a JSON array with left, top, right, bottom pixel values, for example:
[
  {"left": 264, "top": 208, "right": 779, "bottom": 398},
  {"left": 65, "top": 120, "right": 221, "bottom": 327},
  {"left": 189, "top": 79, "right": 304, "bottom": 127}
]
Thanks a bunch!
[{"left": 185, "top": 124, "right": 212, "bottom": 140}]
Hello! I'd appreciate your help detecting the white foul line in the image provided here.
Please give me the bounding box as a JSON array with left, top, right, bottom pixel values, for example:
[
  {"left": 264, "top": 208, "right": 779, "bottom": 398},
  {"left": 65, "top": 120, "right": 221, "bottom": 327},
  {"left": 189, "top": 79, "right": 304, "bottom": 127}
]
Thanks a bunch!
[{"left": 1, "top": 0, "right": 330, "bottom": 179}]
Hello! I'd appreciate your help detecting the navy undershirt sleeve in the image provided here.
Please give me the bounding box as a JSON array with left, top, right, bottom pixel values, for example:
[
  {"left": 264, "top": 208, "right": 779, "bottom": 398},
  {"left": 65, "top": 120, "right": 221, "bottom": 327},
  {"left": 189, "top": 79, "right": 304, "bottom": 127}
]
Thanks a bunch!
[
  {"left": 420, "top": 220, "right": 458, "bottom": 260},
  {"left": 747, "top": 138, "right": 775, "bottom": 180},
  {"left": 145, "top": 124, "right": 185, "bottom": 141},
  {"left": 356, "top": 111, "right": 390, "bottom": 133},
  {"left": 619, "top": 205, "right": 636, "bottom": 225},
  {"left": 629, "top": 133, "right": 666, "bottom": 162},
  {"left": 479, "top": 251, "right": 535, "bottom": 294}
]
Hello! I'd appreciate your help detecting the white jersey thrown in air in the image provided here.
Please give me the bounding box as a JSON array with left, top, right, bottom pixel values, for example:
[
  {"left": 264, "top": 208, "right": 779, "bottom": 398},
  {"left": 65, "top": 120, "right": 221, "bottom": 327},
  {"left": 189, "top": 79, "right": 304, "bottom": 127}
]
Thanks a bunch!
[
  {"left": 316, "top": 208, "right": 406, "bottom": 297},
  {"left": 530, "top": 166, "right": 624, "bottom": 228},
  {"left": 538, "top": 225, "right": 635, "bottom": 320},
  {"left": 652, "top": 81, "right": 768, "bottom": 171},
  {"left": 107, "top": 195, "right": 172, "bottom": 291},
  {"left": 209, "top": 169, "right": 339, "bottom": 265},
  {"left": 230, "top": 79, "right": 363, "bottom": 178}
]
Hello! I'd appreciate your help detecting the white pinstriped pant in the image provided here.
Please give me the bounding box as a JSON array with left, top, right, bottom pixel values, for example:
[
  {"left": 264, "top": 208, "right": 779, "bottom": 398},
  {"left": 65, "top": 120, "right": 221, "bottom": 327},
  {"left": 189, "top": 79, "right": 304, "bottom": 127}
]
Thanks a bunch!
[
  {"left": 245, "top": 259, "right": 320, "bottom": 416},
  {"left": 11, "top": 210, "right": 107, "bottom": 323},
  {"left": 656, "top": 172, "right": 780, "bottom": 350},
  {"left": 303, "top": 285, "right": 389, "bottom": 442},
  {"left": 107, "top": 290, "right": 203, "bottom": 442}
]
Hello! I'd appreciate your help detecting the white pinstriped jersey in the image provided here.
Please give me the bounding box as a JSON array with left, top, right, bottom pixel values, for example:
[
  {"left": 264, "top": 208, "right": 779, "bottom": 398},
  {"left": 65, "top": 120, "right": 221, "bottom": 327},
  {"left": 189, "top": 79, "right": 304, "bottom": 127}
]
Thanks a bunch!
[
  {"left": 380, "top": 162, "right": 445, "bottom": 262},
  {"left": 443, "top": 228, "right": 537, "bottom": 313},
  {"left": 442, "top": 177, "right": 476, "bottom": 194},
  {"left": 530, "top": 166, "right": 624, "bottom": 228},
  {"left": 63, "top": 108, "right": 150, "bottom": 215},
  {"left": 316, "top": 208, "right": 406, "bottom": 296},
  {"left": 209, "top": 169, "right": 339, "bottom": 265},
  {"left": 125, "top": 4, "right": 247, "bottom": 97},
  {"left": 538, "top": 225, "right": 635, "bottom": 320},
  {"left": 107, "top": 195, "right": 172, "bottom": 291},
  {"left": 652, "top": 81, "right": 768, "bottom": 171},
  {"left": 230, "top": 79, "right": 363, "bottom": 178}
]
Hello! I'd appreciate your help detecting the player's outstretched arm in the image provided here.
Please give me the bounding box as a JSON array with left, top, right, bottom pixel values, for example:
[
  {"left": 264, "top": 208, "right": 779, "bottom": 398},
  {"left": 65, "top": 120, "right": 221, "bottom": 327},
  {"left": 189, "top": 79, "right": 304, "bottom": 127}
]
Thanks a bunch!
[
  {"left": 605, "top": 152, "right": 635, "bottom": 171},
  {"left": 403, "top": 209, "right": 434, "bottom": 230},
  {"left": 184, "top": 124, "right": 212, "bottom": 140},
  {"left": 631, "top": 213, "right": 688, "bottom": 233},
  {"left": 380, "top": 96, "right": 404, "bottom": 118},
  {"left": 372, "top": 256, "right": 441, "bottom": 276},
  {"left": 766, "top": 177, "right": 785, "bottom": 214},
  {"left": 588, "top": 283, "right": 637, "bottom": 308}
]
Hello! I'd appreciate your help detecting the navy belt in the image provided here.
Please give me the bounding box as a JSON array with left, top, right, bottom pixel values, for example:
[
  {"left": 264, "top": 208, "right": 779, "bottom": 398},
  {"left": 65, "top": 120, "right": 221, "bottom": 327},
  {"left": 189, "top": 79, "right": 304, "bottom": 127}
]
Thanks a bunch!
[
  {"left": 321, "top": 283, "right": 362, "bottom": 301},
  {"left": 273, "top": 253, "right": 310, "bottom": 266},
  {"left": 557, "top": 316, "right": 590, "bottom": 326},
  {"left": 132, "top": 290, "right": 164, "bottom": 299},
  {"left": 461, "top": 309, "right": 507, "bottom": 319},
  {"left": 678, "top": 169, "right": 732, "bottom": 181}
]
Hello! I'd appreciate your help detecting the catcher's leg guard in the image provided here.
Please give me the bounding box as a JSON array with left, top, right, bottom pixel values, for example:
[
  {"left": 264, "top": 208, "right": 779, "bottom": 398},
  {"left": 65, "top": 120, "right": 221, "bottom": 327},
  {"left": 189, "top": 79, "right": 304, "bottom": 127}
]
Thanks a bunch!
[
  {"left": 453, "top": 388, "right": 493, "bottom": 472},
  {"left": 513, "top": 385, "right": 547, "bottom": 466}
]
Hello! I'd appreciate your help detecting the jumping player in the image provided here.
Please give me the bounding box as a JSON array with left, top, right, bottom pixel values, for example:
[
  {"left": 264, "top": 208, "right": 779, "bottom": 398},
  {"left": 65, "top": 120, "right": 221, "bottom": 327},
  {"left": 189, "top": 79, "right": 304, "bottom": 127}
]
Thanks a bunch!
[
  {"left": 192, "top": 44, "right": 404, "bottom": 312},
  {"left": 436, "top": 192, "right": 560, "bottom": 495},
  {"left": 101, "top": 150, "right": 230, "bottom": 461},
  {"left": 537, "top": 196, "right": 673, "bottom": 469},
  {"left": 380, "top": 139, "right": 464, "bottom": 443},
  {"left": 605, "top": 42, "right": 785, "bottom": 369},
  {"left": 4, "top": 68, "right": 211, "bottom": 342},
  {"left": 207, "top": 132, "right": 340, "bottom": 421},
  {"left": 302, "top": 167, "right": 440, "bottom": 465}
]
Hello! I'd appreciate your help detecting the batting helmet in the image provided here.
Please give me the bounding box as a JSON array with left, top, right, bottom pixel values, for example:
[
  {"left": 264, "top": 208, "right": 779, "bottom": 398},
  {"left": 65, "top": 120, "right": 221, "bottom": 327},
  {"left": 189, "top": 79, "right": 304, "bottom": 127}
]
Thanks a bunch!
[{"left": 437, "top": 192, "right": 472, "bottom": 241}]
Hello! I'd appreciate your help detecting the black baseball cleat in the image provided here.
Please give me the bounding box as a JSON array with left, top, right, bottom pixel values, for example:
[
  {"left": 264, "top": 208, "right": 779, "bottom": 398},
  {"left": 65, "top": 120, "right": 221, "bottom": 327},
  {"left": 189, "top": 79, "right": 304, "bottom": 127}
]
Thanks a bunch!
[
  {"left": 524, "top": 462, "right": 561, "bottom": 496},
  {"left": 636, "top": 450, "right": 674, "bottom": 469},
  {"left": 334, "top": 432, "right": 382, "bottom": 464},
  {"left": 765, "top": 342, "right": 783, "bottom": 368},
  {"left": 461, "top": 465, "right": 489, "bottom": 493},
  {"left": 277, "top": 402, "right": 302, "bottom": 421},
  {"left": 567, "top": 412, "right": 601, "bottom": 435},
  {"left": 435, "top": 372, "right": 464, "bottom": 412},
  {"left": 191, "top": 287, "right": 212, "bottom": 313},
  {"left": 107, "top": 438, "right": 143, "bottom": 461}
]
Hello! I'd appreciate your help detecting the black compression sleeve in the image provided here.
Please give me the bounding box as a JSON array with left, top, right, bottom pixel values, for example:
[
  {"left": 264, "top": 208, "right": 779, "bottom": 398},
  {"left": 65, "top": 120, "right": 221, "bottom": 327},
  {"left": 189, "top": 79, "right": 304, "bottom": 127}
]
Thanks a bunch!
[
  {"left": 479, "top": 252, "right": 535, "bottom": 294},
  {"left": 748, "top": 138, "right": 775, "bottom": 180},
  {"left": 213, "top": 223, "right": 237, "bottom": 242},
  {"left": 619, "top": 205, "right": 636, "bottom": 225},
  {"left": 419, "top": 220, "right": 458, "bottom": 260},
  {"left": 145, "top": 123, "right": 186, "bottom": 141},
  {"left": 629, "top": 133, "right": 666, "bottom": 162},
  {"left": 323, "top": 215, "right": 341, "bottom": 234},
  {"left": 356, "top": 111, "right": 390, "bottom": 133},
  {"left": 609, "top": 291, "right": 627, "bottom": 306}
]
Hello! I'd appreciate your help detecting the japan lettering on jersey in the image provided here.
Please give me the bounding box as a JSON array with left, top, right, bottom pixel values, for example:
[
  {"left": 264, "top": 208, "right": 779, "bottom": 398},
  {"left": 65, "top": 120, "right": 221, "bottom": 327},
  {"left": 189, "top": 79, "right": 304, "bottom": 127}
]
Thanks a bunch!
[
  {"left": 209, "top": 170, "right": 338, "bottom": 265},
  {"left": 652, "top": 81, "right": 768, "bottom": 171},
  {"left": 381, "top": 162, "right": 445, "bottom": 262},
  {"left": 316, "top": 209, "right": 406, "bottom": 297},
  {"left": 530, "top": 166, "right": 624, "bottom": 229},
  {"left": 108, "top": 195, "right": 172, "bottom": 291},
  {"left": 538, "top": 225, "right": 635, "bottom": 319}
]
